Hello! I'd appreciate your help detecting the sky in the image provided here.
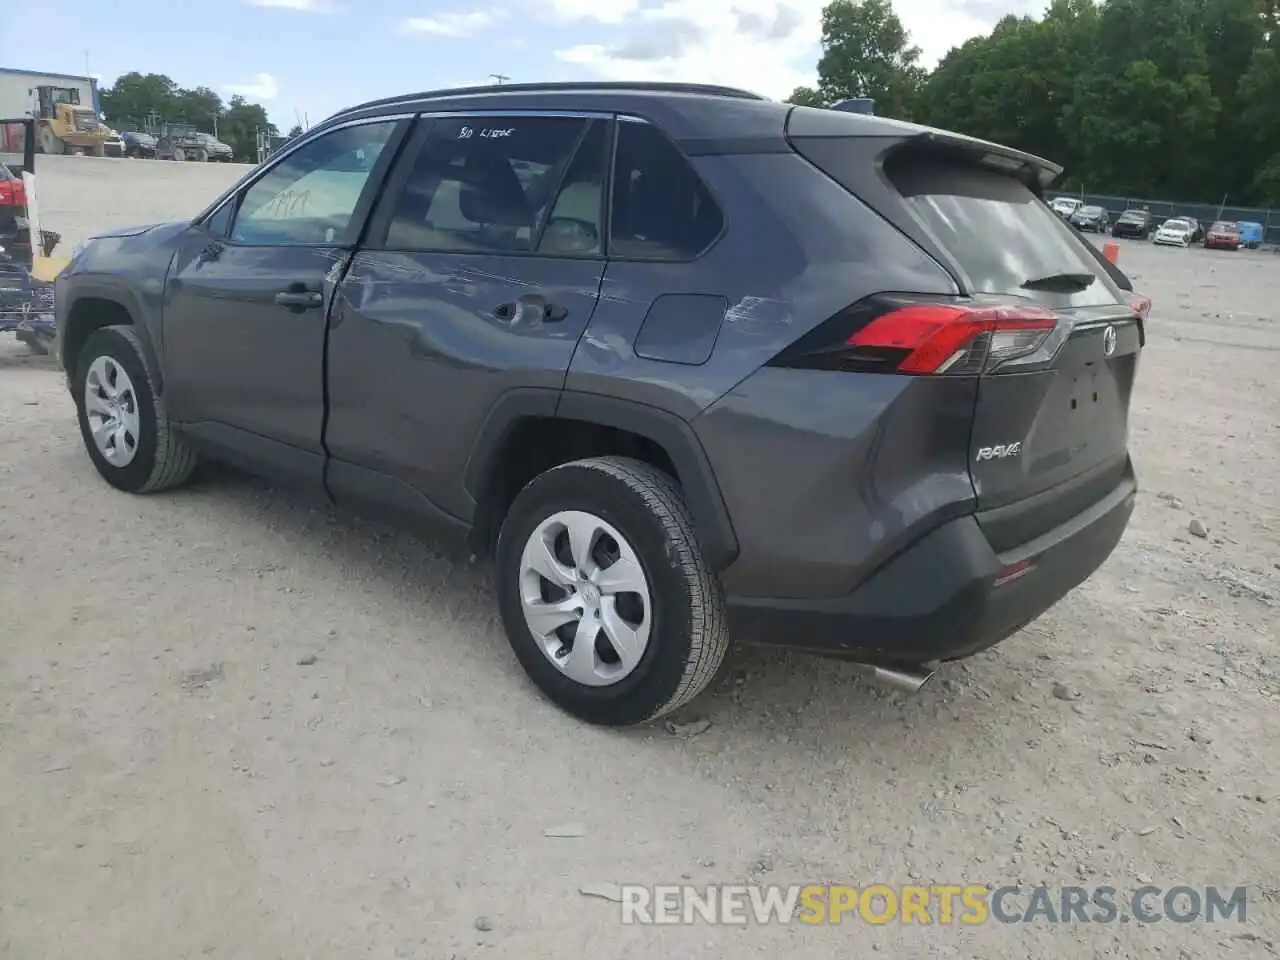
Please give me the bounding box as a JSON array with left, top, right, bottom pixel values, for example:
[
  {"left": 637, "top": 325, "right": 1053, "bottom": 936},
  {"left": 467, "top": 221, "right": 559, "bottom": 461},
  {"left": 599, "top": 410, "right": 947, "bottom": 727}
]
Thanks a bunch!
[{"left": 7, "top": 0, "right": 1044, "bottom": 129}]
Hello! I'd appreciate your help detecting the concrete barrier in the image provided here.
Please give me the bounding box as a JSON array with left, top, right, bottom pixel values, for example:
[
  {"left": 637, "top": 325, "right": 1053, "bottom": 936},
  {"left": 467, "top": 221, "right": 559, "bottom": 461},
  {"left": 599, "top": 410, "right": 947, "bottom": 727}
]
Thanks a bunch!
[{"left": 1, "top": 153, "right": 252, "bottom": 251}]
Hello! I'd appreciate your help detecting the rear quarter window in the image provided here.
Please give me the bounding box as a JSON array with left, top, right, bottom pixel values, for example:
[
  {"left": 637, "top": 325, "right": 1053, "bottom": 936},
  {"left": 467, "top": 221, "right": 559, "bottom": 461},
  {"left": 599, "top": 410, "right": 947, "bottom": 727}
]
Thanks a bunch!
[{"left": 888, "top": 154, "right": 1125, "bottom": 309}]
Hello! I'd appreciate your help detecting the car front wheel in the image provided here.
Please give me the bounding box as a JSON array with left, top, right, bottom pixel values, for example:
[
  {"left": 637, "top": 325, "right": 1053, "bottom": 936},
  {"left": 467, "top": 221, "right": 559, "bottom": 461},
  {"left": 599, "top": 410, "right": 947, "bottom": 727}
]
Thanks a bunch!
[
  {"left": 72, "top": 325, "right": 198, "bottom": 494},
  {"left": 496, "top": 456, "right": 730, "bottom": 726}
]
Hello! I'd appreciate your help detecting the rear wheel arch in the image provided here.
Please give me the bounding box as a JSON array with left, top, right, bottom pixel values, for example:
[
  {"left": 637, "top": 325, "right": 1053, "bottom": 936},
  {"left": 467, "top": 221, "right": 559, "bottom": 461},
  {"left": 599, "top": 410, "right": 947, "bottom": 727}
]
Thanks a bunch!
[{"left": 464, "top": 390, "right": 739, "bottom": 571}]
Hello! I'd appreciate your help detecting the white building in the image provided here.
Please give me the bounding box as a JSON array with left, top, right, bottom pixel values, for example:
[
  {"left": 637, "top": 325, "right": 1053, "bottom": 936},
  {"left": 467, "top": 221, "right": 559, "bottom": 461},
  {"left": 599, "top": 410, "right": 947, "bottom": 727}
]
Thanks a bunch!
[{"left": 0, "top": 67, "right": 100, "bottom": 121}]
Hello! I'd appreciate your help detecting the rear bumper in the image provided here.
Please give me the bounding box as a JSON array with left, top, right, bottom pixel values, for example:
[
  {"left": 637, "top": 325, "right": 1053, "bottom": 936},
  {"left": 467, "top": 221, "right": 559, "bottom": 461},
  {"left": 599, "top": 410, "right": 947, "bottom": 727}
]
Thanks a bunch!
[{"left": 727, "top": 463, "right": 1136, "bottom": 666}]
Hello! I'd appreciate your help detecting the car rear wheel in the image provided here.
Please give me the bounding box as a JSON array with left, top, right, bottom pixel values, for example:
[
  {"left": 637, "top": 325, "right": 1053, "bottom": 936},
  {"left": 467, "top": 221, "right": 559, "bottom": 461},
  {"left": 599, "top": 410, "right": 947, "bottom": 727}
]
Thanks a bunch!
[
  {"left": 72, "top": 325, "right": 198, "bottom": 494},
  {"left": 495, "top": 456, "right": 729, "bottom": 726}
]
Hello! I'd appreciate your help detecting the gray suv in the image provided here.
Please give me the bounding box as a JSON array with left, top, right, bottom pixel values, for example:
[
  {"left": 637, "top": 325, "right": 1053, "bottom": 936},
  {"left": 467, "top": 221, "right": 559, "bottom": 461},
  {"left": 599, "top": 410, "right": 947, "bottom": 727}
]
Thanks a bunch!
[{"left": 54, "top": 82, "right": 1142, "bottom": 726}]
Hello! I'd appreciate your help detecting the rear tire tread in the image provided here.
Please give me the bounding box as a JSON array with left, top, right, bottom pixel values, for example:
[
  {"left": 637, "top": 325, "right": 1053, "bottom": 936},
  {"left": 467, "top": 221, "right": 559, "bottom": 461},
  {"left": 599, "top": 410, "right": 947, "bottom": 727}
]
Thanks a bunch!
[
  {"left": 499, "top": 455, "right": 730, "bottom": 724},
  {"left": 567, "top": 457, "right": 730, "bottom": 718}
]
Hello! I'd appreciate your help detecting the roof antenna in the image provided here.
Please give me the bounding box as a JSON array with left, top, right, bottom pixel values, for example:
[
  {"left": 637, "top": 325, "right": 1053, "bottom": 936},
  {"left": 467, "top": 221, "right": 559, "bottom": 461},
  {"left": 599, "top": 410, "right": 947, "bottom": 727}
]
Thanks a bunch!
[{"left": 830, "top": 97, "right": 875, "bottom": 115}]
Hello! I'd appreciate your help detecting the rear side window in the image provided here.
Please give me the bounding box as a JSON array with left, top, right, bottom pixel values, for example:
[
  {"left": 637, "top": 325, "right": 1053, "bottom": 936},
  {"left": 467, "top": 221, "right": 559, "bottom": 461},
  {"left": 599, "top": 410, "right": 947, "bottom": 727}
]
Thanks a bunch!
[
  {"left": 888, "top": 155, "right": 1125, "bottom": 309},
  {"left": 609, "top": 120, "right": 723, "bottom": 260}
]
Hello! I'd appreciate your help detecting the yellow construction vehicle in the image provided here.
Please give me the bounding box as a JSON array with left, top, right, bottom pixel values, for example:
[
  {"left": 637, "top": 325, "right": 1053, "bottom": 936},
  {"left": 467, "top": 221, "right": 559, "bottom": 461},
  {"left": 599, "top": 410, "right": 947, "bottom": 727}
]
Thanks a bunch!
[{"left": 31, "top": 85, "right": 121, "bottom": 157}]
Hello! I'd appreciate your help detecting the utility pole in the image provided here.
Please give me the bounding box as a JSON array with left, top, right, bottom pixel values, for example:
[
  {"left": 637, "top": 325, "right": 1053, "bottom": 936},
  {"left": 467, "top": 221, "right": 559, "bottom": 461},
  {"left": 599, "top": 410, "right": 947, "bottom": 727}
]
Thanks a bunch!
[{"left": 490, "top": 73, "right": 510, "bottom": 85}]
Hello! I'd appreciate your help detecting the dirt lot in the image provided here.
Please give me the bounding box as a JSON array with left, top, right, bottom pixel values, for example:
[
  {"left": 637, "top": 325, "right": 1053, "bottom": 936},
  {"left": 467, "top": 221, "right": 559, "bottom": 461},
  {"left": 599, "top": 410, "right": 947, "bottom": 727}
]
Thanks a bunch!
[{"left": 1, "top": 162, "right": 1278, "bottom": 959}]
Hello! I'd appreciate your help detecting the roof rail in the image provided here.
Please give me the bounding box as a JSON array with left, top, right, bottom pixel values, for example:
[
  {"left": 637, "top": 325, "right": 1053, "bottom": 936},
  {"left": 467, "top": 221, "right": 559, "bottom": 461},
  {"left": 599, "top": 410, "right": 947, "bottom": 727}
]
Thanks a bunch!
[{"left": 327, "top": 81, "right": 768, "bottom": 122}]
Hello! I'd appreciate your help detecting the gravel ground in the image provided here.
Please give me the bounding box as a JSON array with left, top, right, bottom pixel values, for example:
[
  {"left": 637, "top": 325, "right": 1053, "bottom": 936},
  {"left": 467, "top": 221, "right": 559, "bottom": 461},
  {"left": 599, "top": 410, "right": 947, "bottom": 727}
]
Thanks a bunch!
[{"left": 1, "top": 159, "right": 1278, "bottom": 959}]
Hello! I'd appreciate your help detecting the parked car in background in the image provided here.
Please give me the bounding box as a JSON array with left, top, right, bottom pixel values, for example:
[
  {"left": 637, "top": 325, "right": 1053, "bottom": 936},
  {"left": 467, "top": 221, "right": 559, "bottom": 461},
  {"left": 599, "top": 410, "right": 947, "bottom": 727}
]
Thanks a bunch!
[
  {"left": 1179, "top": 218, "right": 1205, "bottom": 243},
  {"left": 194, "top": 132, "right": 235, "bottom": 162},
  {"left": 1204, "top": 221, "right": 1242, "bottom": 251},
  {"left": 1111, "top": 209, "right": 1151, "bottom": 239},
  {"left": 51, "top": 82, "right": 1146, "bottom": 725},
  {"left": 1050, "top": 196, "right": 1083, "bottom": 219},
  {"left": 1070, "top": 204, "right": 1109, "bottom": 232},
  {"left": 118, "top": 130, "right": 157, "bottom": 159},
  {"left": 1153, "top": 218, "right": 1196, "bottom": 247},
  {"left": 1236, "top": 221, "right": 1263, "bottom": 249}
]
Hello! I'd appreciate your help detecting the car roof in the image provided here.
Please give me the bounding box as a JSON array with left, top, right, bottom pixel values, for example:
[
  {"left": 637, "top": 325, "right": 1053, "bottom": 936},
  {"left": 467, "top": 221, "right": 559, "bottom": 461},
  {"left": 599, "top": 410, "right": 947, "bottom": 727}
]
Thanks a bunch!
[{"left": 318, "top": 81, "right": 792, "bottom": 146}]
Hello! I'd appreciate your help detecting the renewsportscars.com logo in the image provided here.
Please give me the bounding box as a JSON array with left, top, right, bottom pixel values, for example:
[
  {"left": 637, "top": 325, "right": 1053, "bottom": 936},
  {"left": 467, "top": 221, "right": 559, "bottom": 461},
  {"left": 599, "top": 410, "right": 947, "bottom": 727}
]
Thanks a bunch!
[{"left": 617, "top": 884, "right": 1249, "bottom": 926}]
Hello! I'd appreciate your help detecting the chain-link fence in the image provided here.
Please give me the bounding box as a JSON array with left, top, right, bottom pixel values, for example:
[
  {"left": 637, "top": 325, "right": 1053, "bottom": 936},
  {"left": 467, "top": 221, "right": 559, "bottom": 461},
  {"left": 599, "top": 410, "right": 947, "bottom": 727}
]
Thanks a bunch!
[{"left": 1047, "top": 191, "right": 1280, "bottom": 247}]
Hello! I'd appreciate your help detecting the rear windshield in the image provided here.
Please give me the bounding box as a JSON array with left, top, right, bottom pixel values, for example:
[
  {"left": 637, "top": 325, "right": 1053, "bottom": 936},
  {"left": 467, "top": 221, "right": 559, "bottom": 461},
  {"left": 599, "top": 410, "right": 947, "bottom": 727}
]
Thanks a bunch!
[{"left": 888, "top": 155, "right": 1124, "bottom": 309}]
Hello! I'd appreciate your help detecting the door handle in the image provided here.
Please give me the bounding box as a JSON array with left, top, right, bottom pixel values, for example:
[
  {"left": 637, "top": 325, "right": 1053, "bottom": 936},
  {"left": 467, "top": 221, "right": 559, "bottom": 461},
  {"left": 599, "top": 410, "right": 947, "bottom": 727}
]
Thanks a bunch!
[
  {"left": 275, "top": 289, "right": 323, "bottom": 309},
  {"left": 492, "top": 296, "right": 568, "bottom": 324}
]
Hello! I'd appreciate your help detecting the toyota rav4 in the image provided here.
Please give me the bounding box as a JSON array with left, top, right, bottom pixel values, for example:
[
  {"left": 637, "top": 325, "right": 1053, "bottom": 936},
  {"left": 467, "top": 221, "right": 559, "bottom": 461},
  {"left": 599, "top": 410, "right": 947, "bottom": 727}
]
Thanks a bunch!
[{"left": 54, "top": 82, "right": 1144, "bottom": 726}]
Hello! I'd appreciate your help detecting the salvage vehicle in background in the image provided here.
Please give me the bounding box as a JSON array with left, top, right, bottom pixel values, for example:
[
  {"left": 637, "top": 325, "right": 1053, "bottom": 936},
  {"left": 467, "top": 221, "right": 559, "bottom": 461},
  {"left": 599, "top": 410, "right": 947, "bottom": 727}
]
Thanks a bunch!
[
  {"left": 154, "top": 123, "right": 209, "bottom": 162},
  {"left": 119, "top": 128, "right": 158, "bottom": 158},
  {"left": 1153, "top": 217, "right": 1196, "bottom": 247},
  {"left": 1111, "top": 209, "right": 1151, "bottom": 239},
  {"left": 194, "top": 131, "right": 235, "bottom": 162},
  {"left": 1070, "top": 204, "right": 1109, "bottom": 232},
  {"left": 1204, "top": 221, "right": 1242, "bottom": 251},
  {"left": 1050, "top": 196, "right": 1082, "bottom": 219},
  {"left": 53, "top": 82, "right": 1146, "bottom": 725}
]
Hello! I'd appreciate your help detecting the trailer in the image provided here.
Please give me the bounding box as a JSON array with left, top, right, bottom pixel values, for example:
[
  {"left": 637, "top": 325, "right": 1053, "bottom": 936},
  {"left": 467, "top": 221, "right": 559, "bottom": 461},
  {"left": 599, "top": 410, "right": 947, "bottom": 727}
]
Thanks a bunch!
[{"left": 0, "top": 118, "right": 61, "bottom": 355}]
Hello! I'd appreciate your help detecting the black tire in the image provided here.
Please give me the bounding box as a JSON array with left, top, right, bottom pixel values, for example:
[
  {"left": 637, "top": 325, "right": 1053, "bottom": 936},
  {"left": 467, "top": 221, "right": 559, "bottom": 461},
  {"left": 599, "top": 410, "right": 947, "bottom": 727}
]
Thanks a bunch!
[
  {"left": 495, "top": 456, "right": 730, "bottom": 726},
  {"left": 72, "top": 325, "right": 197, "bottom": 494}
]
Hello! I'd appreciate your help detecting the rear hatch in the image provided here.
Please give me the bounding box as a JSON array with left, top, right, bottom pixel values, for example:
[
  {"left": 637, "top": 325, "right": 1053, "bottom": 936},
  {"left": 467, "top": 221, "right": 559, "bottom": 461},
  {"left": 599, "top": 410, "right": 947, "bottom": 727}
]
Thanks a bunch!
[{"left": 786, "top": 109, "right": 1141, "bottom": 551}]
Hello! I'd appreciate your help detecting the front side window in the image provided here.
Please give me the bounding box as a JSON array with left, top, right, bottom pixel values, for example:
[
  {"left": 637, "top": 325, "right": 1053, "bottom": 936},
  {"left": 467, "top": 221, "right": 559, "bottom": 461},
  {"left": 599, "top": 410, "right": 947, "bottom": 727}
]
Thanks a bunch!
[
  {"left": 230, "top": 120, "right": 398, "bottom": 246},
  {"left": 381, "top": 116, "right": 605, "bottom": 256},
  {"left": 609, "top": 120, "right": 723, "bottom": 260}
]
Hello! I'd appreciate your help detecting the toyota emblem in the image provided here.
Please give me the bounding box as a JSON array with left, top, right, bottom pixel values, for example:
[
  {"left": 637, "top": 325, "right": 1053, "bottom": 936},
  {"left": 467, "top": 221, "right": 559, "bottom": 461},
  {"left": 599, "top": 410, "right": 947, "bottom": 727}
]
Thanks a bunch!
[{"left": 1102, "top": 325, "right": 1118, "bottom": 357}]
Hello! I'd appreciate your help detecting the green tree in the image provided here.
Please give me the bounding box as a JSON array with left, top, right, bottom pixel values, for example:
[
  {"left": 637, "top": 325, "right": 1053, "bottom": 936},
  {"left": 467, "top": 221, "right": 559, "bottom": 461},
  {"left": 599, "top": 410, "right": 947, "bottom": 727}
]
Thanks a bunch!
[
  {"left": 171, "top": 86, "right": 224, "bottom": 133},
  {"left": 1237, "top": 44, "right": 1280, "bottom": 202},
  {"left": 99, "top": 72, "right": 179, "bottom": 129},
  {"left": 220, "top": 96, "right": 277, "bottom": 162},
  {"left": 814, "top": 0, "right": 925, "bottom": 118},
  {"left": 286, "top": 124, "right": 304, "bottom": 138},
  {"left": 786, "top": 86, "right": 828, "bottom": 107}
]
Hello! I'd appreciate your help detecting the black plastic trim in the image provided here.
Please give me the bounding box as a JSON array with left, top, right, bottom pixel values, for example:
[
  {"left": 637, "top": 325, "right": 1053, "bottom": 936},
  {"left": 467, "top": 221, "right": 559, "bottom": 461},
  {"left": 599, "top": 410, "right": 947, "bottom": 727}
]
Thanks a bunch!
[
  {"left": 180, "top": 421, "right": 327, "bottom": 490},
  {"left": 462, "top": 388, "right": 739, "bottom": 571},
  {"left": 556, "top": 391, "right": 739, "bottom": 570},
  {"left": 327, "top": 459, "right": 471, "bottom": 539},
  {"left": 59, "top": 278, "right": 165, "bottom": 392},
  {"left": 728, "top": 475, "right": 1135, "bottom": 666}
]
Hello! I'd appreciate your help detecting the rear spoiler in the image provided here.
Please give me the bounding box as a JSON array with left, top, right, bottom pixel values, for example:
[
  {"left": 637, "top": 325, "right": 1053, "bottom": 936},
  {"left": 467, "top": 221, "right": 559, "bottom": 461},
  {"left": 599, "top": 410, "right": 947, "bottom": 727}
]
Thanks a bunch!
[{"left": 787, "top": 106, "right": 1064, "bottom": 190}]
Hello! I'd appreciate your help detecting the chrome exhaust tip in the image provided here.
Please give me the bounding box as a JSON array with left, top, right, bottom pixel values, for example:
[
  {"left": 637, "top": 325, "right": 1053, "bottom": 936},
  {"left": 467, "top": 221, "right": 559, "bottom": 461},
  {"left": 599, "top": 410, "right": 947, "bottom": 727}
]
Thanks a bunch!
[{"left": 868, "top": 664, "right": 936, "bottom": 695}]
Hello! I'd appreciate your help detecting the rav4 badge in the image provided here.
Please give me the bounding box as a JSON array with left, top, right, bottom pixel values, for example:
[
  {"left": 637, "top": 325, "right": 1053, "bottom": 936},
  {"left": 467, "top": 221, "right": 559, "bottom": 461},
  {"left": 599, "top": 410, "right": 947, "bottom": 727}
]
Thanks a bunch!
[{"left": 976, "top": 443, "right": 1022, "bottom": 461}]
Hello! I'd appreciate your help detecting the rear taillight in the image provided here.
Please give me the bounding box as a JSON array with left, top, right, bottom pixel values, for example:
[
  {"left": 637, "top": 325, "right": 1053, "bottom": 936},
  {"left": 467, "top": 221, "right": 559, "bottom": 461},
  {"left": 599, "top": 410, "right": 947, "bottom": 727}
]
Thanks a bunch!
[
  {"left": 769, "top": 298, "right": 1058, "bottom": 376},
  {"left": 0, "top": 180, "right": 21, "bottom": 206},
  {"left": 1125, "top": 292, "right": 1152, "bottom": 320}
]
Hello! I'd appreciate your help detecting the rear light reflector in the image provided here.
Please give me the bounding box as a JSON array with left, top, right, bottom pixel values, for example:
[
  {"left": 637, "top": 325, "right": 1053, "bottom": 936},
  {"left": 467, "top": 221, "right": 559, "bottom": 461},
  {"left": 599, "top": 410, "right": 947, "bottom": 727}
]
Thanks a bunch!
[
  {"left": 993, "top": 558, "right": 1037, "bottom": 587},
  {"left": 0, "top": 180, "right": 23, "bottom": 206}
]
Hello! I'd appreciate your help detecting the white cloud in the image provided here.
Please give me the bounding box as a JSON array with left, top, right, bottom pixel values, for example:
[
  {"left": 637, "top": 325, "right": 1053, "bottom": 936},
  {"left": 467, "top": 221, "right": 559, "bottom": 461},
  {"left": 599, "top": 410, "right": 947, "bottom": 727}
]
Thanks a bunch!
[
  {"left": 398, "top": 10, "right": 503, "bottom": 36},
  {"left": 549, "top": 0, "right": 1039, "bottom": 101},
  {"left": 245, "top": 0, "right": 332, "bottom": 10},
  {"left": 547, "top": 0, "right": 641, "bottom": 23},
  {"left": 225, "top": 72, "right": 280, "bottom": 100}
]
